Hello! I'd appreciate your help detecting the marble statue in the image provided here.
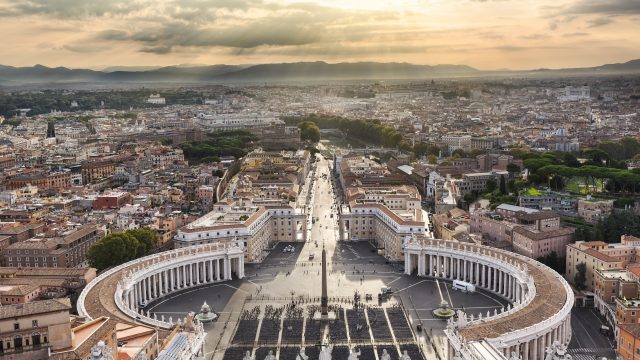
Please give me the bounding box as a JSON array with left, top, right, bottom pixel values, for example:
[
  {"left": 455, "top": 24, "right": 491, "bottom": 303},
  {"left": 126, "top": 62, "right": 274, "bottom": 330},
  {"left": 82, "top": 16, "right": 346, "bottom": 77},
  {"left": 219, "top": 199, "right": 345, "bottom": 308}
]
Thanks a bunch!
[
  {"left": 380, "top": 349, "right": 392, "bottom": 360},
  {"left": 243, "top": 350, "right": 253, "bottom": 360},
  {"left": 347, "top": 348, "right": 361, "bottom": 360},
  {"left": 296, "top": 348, "right": 309, "bottom": 360},
  {"left": 319, "top": 344, "right": 333, "bottom": 360},
  {"left": 400, "top": 350, "right": 411, "bottom": 360},
  {"left": 264, "top": 350, "right": 276, "bottom": 360}
]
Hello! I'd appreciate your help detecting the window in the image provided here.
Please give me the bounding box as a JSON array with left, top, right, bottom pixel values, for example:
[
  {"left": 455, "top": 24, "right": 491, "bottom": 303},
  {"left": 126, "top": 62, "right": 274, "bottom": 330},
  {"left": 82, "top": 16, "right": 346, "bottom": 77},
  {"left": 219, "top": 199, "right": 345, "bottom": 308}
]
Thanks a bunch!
[
  {"left": 32, "top": 320, "right": 38, "bottom": 328},
  {"left": 14, "top": 323, "right": 19, "bottom": 330}
]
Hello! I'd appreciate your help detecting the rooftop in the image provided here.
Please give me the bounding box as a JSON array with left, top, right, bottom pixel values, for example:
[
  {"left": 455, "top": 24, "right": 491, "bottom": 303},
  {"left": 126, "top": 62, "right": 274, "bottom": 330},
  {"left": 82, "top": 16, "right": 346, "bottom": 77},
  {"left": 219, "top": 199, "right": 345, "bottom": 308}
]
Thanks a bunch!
[{"left": 0, "top": 298, "right": 70, "bottom": 319}]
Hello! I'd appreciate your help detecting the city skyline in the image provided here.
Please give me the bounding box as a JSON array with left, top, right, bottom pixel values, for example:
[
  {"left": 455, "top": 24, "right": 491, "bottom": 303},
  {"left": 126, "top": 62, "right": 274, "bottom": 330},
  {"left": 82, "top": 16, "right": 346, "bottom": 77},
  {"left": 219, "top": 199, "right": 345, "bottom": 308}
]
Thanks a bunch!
[{"left": 0, "top": 0, "right": 638, "bottom": 70}]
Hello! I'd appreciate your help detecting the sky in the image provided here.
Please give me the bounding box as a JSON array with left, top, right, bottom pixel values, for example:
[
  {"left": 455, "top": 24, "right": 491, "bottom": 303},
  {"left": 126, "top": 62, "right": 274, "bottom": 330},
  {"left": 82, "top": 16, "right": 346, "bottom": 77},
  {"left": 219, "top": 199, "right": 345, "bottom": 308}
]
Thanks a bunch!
[{"left": 0, "top": 0, "right": 638, "bottom": 70}]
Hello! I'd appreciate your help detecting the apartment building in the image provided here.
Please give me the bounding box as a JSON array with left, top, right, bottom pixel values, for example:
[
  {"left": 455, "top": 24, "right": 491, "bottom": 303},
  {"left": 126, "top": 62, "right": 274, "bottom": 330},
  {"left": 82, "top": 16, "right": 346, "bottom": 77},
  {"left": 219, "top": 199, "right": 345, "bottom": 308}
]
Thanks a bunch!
[
  {"left": 577, "top": 198, "right": 614, "bottom": 224},
  {"left": 339, "top": 185, "right": 427, "bottom": 261},
  {"left": 566, "top": 241, "right": 635, "bottom": 291},
  {"left": 2, "top": 225, "right": 104, "bottom": 268},
  {"left": 0, "top": 298, "right": 72, "bottom": 358}
]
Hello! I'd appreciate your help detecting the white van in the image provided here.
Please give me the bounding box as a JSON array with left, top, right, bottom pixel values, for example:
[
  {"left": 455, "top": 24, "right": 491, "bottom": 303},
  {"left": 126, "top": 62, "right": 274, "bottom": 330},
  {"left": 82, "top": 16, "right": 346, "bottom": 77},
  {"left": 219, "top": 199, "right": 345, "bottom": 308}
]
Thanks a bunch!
[{"left": 452, "top": 280, "right": 476, "bottom": 293}]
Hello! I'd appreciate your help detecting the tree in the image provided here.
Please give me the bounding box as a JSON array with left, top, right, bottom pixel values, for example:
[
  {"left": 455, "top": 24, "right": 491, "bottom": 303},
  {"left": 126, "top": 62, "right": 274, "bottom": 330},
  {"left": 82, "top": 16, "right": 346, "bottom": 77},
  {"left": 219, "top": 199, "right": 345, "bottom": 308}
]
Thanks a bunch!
[
  {"left": 298, "top": 121, "right": 321, "bottom": 142},
  {"left": 536, "top": 251, "right": 565, "bottom": 274},
  {"left": 87, "top": 233, "right": 141, "bottom": 272},
  {"left": 486, "top": 179, "right": 497, "bottom": 193},
  {"left": 128, "top": 228, "right": 158, "bottom": 257},
  {"left": 499, "top": 175, "right": 507, "bottom": 195},
  {"left": 427, "top": 155, "right": 438, "bottom": 165},
  {"left": 574, "top": 262, "right": 587, "bottom": 290},
  {"left": 506, "top": 163, "right": 521, "bottom": 174}
]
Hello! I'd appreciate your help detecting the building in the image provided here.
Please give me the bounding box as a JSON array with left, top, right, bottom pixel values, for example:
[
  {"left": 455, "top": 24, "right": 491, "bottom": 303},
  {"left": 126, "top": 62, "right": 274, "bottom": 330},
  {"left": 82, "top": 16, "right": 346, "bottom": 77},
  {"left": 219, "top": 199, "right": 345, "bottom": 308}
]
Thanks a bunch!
[
  {"left": 81, "top": 160, "right": 116, "bottom": 184},
  {"left": 453, "top": 170, "right": 509, "bottom": 195},
  {"left": 175, "top": 200, "right": 306, "bottom": 263},
  {"left": 578, "top": 198, "right": 614, "bottom": 224},
  {"left": 338, "top": 186, "right": 427, "bottom": 261},
  {"left": 565, "top": 241, "right": 634, "bottom": 292},
  {"left": 5, "top": 171, "right": 72, "bottom": 191},
  {"left": 93, "top": 191, "right": 132, "bottom": 210},
  {"left": 194, "top": 112, "right": 282, "bottom": 131},
  {"left": 0, "top": 298, "right": 72, "bottom": 358},
  {"left": 518, "top": 189, "right": 578, "bottom": 215},
  {"left": 470, "top": 204, "right": 573, "bottom": 257},
  {"left": 618, "top": 323, "right": 640, "bottom": 360},
  {"left": 147, "top": 94, "right": 166, "bottom": 104},
  {"left": 432, "top": 208, "right": 469, "bottom": 240},
  {"left": 3, "top": 225, "right": 104, "bottom": 268}
]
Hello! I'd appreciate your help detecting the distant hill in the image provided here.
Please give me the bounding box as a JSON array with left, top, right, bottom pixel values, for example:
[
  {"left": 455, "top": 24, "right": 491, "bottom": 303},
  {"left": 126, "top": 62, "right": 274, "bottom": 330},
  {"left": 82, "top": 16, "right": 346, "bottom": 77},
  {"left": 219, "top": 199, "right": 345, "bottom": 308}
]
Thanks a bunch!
[{"left": 0, "top": 59, "right": 639, "bottom": 86}]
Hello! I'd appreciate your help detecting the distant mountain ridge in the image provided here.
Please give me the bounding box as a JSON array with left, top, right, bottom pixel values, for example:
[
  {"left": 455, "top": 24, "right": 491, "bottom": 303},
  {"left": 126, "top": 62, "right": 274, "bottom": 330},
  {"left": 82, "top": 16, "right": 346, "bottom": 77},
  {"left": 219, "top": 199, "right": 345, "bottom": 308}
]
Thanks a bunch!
[{"left": 0, "top": 59, "right": 639, "bottom": 86}]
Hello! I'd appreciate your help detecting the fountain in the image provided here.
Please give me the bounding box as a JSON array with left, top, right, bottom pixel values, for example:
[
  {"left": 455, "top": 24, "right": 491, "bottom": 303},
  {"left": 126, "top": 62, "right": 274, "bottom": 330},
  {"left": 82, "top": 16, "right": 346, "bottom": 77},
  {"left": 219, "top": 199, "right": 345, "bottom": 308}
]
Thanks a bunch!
[
  {"left": 432, "top": 280, "right": 455, "bottom": 319},
  {"left": 194, "top": 301, "right": 218, "bottom": 323}
]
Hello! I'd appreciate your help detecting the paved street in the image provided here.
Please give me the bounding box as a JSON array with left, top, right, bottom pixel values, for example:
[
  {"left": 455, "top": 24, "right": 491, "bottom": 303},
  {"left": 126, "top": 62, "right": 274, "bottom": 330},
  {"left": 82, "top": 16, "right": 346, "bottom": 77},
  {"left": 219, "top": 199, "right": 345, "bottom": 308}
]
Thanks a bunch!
[{"left": 568, "top": 308, "right": 616, "bottom": 359}]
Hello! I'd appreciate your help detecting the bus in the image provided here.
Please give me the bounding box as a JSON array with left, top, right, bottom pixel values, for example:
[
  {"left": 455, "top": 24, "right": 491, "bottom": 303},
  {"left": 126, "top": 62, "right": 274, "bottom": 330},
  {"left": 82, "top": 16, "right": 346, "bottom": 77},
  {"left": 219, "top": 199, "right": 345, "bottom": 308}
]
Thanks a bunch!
[{"left": 452, "top": 280, "right": 476, "bottom": 293}]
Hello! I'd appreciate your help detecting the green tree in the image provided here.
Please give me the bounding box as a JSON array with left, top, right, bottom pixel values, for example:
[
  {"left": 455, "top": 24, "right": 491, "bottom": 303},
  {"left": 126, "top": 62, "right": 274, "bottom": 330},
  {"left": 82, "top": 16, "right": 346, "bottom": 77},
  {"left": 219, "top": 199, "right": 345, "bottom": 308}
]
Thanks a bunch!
[
  {"left": 499, "top": 175, "right": 507, "bottom": 195},
  {"left": 486, "top": 179, "right": 497, "bottom": 193},
  {"left": 87, "top": 233, "right": 141, "bottom": 272},
  {"left": 127, "top": 227, "right": 158, "bottom": 257},
  {"left": 574, "top": 262, "right": 587, "bottom": 290},
  {"left": 427, "top": 155, "right": 438, "bottom": 165},
  {"left": 506, "top": 163, "right": 521, "bottom": 174},
  {"left": 298, "top": 121, "right": 321, "bottom": 142},
  {"left": 537, "top": 251, "right": 566, "bottom": 274}
]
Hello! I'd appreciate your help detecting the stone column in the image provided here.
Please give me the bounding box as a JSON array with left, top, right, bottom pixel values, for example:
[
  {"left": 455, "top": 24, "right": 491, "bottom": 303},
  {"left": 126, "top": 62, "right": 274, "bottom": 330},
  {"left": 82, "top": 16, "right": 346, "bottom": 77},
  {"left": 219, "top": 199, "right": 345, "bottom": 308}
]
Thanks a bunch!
[
  {"left": 405, "top": 251, "right": 412, "bottom": 275},
  {"left": 216, "top": 259, "right": 221, "bottom": 280},
  {"left": 436, "top": 255, "right": 441, "bottom": 277},
  {"left": 524, "top": 340, "right": 529, "bottom": 360},
  {"left": 457, "top": 258, "right": 461, "bottom": 280},
  {"left": 239, "top": 255, "right": 245, "bottom": 279},
  {"left": 532, "top": 338, "right": 538, "bottom": 359},
  {"left": 463, "top": 260, "right": 468, "bottom": 282}
]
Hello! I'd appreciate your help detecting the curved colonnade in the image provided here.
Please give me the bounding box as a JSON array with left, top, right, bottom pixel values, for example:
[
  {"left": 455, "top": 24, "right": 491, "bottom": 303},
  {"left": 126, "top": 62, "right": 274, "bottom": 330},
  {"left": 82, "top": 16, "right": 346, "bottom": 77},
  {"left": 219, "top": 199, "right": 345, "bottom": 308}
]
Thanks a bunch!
[
  {"left": 404, "top": 238, "right": 573, "bottom": 360},
  {"left": 78, "top": 242, "right": 244, "bottom": 329}
]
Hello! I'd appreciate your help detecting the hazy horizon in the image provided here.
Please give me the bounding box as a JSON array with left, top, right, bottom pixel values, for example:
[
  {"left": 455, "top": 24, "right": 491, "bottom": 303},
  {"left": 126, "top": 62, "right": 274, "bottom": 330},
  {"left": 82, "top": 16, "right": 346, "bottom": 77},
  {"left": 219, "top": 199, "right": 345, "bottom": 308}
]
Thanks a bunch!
[{"left": 0, "top": 0, "right": 639, "bottom": 71}]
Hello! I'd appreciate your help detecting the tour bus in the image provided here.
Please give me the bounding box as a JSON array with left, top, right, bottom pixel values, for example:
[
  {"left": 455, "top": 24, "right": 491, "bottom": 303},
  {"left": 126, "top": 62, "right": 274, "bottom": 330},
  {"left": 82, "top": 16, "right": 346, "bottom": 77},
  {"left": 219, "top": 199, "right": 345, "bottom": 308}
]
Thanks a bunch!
[{"left": 452, "top": 280, "right": 476, "bottom": 293}]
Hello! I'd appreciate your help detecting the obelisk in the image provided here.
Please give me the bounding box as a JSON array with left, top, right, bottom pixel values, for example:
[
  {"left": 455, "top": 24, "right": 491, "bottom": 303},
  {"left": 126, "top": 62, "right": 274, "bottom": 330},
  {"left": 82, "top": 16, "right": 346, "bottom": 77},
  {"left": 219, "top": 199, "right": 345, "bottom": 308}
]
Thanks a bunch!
[{"left": 320, "top": 245, "right": 328, "bottom": 316}]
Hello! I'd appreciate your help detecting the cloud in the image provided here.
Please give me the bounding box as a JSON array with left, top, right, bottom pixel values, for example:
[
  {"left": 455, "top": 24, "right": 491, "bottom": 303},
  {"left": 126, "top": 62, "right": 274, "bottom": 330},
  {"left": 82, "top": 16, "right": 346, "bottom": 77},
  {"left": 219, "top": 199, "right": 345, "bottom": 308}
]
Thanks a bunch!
[
  {"left": 564, "top": 0, "right": 640, "bottom": 15},
  {"left": 0, "top": 0, "right": 142, "bottom": 19},
  {"left": 563, "top": 32, "right": 590, "bottom": 37},
  {"left": 587, "top": 17, "right": 614, "bottom": 27},
  {"left": 63, "top": 44, "right": 110, "bottom": 53},
  {"left": 521, "top": 34, "right": 549, "bottom": 40}
]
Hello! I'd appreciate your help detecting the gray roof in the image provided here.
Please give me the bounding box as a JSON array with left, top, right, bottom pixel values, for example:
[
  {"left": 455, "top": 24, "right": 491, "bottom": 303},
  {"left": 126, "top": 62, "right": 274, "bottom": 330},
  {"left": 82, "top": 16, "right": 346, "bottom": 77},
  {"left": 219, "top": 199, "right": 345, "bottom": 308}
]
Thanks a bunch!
[{"left": 496, "top": 204, "right": 539, "bottom": 214}]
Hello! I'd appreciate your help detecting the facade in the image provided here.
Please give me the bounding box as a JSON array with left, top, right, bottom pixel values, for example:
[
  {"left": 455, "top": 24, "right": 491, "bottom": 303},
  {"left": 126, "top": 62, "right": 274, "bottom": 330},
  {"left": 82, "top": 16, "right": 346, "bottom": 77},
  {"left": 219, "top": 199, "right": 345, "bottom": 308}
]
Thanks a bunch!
[
  {"left": 3, "top": 225, "right": 104, "bottom": 268},
  {"left": 518, "top": 190, "right": 578, "bottom": 215},
  {"left": 0, "top": 298, "right": 72, "bottom": 358},
  {"left": 5, "top": 171, "right": 72, "bottom": 191},
  {"left": 81, "top": 160, "right": 116, "bottom": 184},
  {"left": 565, "top": 241, "right": 633, "bottom": 291},
  {"left": 338, "top": 186, "right": 427, "bottom": 261},
  {"left": 93, "top": 191, "right": 133, "bottom": 210},
  {"left": 194, "top": 112, "right": 282, "bottom": 130},
  {"left": 453, "top": 170, "right": 509, "bottom": 195},
  {"left": 618, "top": 323, "right": 640, "bottom": 360},
  {"left": 577, "top": 198, "right": 614, "bottom": 224},
  {"left": 175, "top": 201, "right": 306, "bottom": 263}
]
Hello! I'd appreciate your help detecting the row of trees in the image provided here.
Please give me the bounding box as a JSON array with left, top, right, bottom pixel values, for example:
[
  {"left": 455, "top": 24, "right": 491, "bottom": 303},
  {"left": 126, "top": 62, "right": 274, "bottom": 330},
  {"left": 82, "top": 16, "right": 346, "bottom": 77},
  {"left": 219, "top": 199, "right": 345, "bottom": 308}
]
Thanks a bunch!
[
  {"left": 87, "top": 228, "right": 157, "bottom": 272},
  {"left": 283, "top": 114, "right": 408, "bottom": 149},
  {"left": 180, "top": 130, "right": 257, "bottom": 163}
]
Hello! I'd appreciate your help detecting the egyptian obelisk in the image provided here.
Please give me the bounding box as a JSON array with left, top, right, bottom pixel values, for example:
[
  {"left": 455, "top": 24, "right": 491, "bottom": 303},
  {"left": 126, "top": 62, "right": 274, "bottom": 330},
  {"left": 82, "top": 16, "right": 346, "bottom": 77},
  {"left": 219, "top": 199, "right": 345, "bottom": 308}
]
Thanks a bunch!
[{"left": 320, "top": 245, "right": 328, "bottom": 316}]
